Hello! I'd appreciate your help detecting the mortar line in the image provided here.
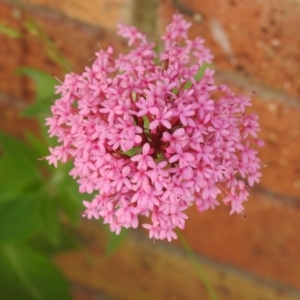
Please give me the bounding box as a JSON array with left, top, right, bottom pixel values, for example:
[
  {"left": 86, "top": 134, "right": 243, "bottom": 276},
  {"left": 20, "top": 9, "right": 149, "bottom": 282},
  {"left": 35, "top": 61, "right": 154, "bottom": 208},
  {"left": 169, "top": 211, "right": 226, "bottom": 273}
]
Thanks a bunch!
[{"left": 130, "top": 230, "right": 300, "bottom": 298}]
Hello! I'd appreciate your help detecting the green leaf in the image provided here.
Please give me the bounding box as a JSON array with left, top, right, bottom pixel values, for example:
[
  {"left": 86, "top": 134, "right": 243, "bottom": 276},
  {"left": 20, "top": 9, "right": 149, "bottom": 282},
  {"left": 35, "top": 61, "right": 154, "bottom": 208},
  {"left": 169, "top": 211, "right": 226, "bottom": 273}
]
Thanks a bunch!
[
  {"left": 56, "top": 165, "right": 94, "bottom": 225},
  {"left": 25, "top": 132, "right": 48, "bottom": 159},
  {"left": 0, "top": 245, "right": 73, "bottom": 300},
  {"left": 122, "top": 147, "right": 141, "bottom": 157},
  {"left": 17, "top": 67, "right": 58, "bottom": 102},
  {"left": 47, "top": 162, "right": 87, "bottom": 225},
  {"left": 0, "top": 197, "right": 38, "bottom": 244},
  {"left": 28, "top": 225, "right": 80, "bottom": 255},
  {"left": 105, "top": 228, "right": 128, "bottom": 256},
  {"left": 0, "top": 131, "right": 41, "bottom": 178},
  {"left": 58, "top": 191, "right": 82, "bottom": 226},
  {"left": 22, "top": 96, "right": 55, "bottom": 117},
  {"left": 0, "top": 157, "right": 29, "bottom": 199},
  {"left": 37, "top": 195, "right": 60, "bottom": 246},
  {"left": 0, "top": 23, "right": 22, "bottom": 38}
]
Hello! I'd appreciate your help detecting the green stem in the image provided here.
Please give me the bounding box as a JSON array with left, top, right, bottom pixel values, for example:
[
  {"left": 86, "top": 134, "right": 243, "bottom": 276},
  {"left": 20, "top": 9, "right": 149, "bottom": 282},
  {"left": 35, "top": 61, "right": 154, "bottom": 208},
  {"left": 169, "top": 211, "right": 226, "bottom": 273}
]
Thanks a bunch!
[{"left": 177, "top": 231, "right": 218, "bottom": 300}]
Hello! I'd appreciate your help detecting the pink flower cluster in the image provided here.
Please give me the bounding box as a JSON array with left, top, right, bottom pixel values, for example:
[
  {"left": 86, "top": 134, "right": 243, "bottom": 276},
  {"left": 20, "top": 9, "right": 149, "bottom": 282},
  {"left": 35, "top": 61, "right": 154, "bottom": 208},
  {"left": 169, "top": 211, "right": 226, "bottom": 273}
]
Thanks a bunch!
[{"left": 46, "top": 14, "right": 263, "bottom": 241}]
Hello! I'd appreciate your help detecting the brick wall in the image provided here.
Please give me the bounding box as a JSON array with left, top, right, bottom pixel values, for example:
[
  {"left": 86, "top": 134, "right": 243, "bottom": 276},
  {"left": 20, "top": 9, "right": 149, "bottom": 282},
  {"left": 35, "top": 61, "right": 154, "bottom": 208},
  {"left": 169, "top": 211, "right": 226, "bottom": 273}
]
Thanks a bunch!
[{"left": 1, "top": 0, "right": 300, "bottom": 299}]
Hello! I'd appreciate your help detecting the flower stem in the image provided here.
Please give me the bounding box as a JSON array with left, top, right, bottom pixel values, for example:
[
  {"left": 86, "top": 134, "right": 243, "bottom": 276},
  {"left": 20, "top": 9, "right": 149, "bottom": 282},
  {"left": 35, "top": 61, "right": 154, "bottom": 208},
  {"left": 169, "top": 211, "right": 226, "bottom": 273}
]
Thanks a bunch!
[{"left": 177, "top": 231, "right": 218, "bottom": 300}]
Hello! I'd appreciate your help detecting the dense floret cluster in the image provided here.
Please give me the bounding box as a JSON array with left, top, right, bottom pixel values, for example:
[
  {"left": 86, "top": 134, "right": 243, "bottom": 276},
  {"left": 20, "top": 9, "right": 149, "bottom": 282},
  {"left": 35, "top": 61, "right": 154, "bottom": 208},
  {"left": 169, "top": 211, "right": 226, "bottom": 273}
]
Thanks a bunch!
[{"left": 46, "top": 14, "right": 263, "bottom": 241}]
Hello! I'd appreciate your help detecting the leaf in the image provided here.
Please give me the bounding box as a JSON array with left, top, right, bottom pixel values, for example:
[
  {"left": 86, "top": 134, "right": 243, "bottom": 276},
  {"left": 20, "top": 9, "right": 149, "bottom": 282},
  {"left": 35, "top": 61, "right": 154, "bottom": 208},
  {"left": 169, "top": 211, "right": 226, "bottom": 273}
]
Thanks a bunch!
[
  {"left": 58, "top": 191, "right": 82, "bottom": 226},
  {"left": 56, "top": 165, "right": 94, "bottom": 225},
  {"left": 0, "top": 245, "right": 73, "bottom": 300},
  {"left": 0, "top": 197, "right": 38, "bottom": 244},
  {"left": 17, "top": 67, "right": 58, "bottom": 102},
  {"left": 0, "top": 131, "right": 41, "bottom": 178},
  {"left": 46, "top": 162, "right": 87, "bottom": 225},
  {"left": 37, "top": 195, "right": 60, "bottom": 246},
  {"left": 0, "top": 157, "right": 31, "bottom": 199},
  {"left": 122, "top": 147, "right": 141, "bottom": 157},
  {"left": 27, "top": 225, "right": 80, "bottom": 255},
  {"left": 22, "top": 96, "right": 56, "bottom": 117},
  {"left": 105, "top": 228, "right": 128, "bottom": 256},
  {"left": 0, "top": 23, "right": 22, "bottom": 38},
  {"left": 25, "top": 132, "right": 48, "bottom": 159}
]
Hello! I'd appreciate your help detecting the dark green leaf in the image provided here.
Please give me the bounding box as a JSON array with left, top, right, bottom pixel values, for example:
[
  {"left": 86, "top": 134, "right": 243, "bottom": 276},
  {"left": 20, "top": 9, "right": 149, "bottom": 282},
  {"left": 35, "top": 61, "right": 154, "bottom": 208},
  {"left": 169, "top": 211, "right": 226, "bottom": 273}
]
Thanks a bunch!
[
  {"left": 25, "top": 132, "right": 48, "bottom": 159},
  {"left": 0, "top": 175, "right": 34, "bottom": 201},
  {"left": 46, "top": 162, "right": 87, "bottom": 225},
  {"left": 37, "top": 195, "right": 60, "bottom": 246},
  {"left": 17, "top": 67, "right": 58, "bottom": 102},
  {"left": 56, "top": 166, "right": 94, "bottom": 225},
  {"left": 58, "top": 191, "right": 82, "bottom": 226},
  {"left": 27, "top": 225, "right": 80, "bottom": 255},
  {"left": 0, "top": 245, "right": 73, "bottom": 300},
  {"left": 0, "top": 131, "right": 41, "bottom": 178},
  {"left": 0, "top": 197, "right": 38, "bottom": 244},
  {"left": 22, "top": 96, "right": 56, "bottom": 117}
]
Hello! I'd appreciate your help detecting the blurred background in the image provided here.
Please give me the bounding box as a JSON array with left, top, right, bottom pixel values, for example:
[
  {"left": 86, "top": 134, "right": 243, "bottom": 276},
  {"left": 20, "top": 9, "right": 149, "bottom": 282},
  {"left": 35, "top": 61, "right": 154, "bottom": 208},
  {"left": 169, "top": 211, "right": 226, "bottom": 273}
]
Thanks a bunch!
[{"left": 0, "top": 0, "right": 300, "bottom": 299}]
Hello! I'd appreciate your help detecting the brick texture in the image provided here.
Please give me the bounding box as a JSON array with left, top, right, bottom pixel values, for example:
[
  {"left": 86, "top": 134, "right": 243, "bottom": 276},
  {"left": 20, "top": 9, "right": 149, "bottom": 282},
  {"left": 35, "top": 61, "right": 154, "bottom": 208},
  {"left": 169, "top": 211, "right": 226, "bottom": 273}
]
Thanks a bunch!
[
  {"left": 0, "top": 1, "right": 127, "bottom": 102},
  {"left": 0, "top": 4, "right": 25, "bottom": 98},
  {"left": 1, "top": 0, "right": 300, "bottom": 299},
  {"left": 55, "top": 220, "right": 300, "bottom": 300},
  {"left": 24, "top": 0, "right": 131, "bottom": 30},
  {"left": 181, "top": 190, "right": 300, "bottom": 289},
  {"left": 159, "top": 0, "right": 300, "bottom": 98}
]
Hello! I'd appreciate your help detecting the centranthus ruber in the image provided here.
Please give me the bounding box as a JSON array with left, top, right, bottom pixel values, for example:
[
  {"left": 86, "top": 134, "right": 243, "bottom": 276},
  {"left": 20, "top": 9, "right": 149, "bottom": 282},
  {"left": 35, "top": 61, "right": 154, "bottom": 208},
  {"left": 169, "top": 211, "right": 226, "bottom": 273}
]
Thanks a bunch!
[{"left": 45, "top": 14, "right": 263, "bottom": 241}]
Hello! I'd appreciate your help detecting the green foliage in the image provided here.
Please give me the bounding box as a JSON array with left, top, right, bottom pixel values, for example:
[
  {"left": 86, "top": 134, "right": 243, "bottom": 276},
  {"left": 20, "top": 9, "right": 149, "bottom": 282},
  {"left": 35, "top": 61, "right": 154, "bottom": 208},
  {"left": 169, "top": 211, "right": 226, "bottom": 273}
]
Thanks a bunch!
[
  {"left": 0, "top": 245, "right": 72, "bottom": 300},
  {"left": 0, "top": 198, "right": 38, "bottom": 244},
  {"left": 0, "top": 127, "right": 77, "bottom": 298},
  {"left": 17, "top": 68, "right": 58, "bottom": 117},
  {"left": 0, "top": 63, "right": 128, "bottom": 299},
  {"left": 122, "top": 146, "right": 142, "bottom": 157},
  {"left": 0, "top": 68, "right": 79, "bottom": 298}
]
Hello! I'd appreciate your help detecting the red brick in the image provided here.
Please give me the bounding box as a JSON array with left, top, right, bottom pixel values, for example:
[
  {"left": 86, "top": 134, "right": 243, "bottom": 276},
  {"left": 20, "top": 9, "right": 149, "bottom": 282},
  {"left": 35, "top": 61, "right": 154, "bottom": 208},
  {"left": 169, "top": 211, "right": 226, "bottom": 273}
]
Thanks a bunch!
[
  {"left": 251, "top": 99, "right": 300, "bottom": 198},
  {"left": 182, "top": 190, "right": 300, "bottom": 289},
  {"left": 23, "top": 0, "right": 131, "bottom": 30},
  {"left": 72, "top": 285, "right": 109, "bottom": 300},
  {"left": 159, "top": 0, "right": 300, "bottom": 98},
  {"left": 0, "top": 4, "right": 25, "bottom": 98},
  {"left": 55, "top": 220, "right": 300, "bottom": 300},
  {"left": 0, "top": 2, "right": 127, "bottom": 103}
]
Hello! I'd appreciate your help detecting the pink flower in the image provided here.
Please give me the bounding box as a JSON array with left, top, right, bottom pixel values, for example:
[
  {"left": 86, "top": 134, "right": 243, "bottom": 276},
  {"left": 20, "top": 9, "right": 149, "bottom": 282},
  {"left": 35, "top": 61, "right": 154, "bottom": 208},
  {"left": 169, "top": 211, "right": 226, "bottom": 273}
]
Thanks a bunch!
[
  {"left": 149, "top": 107, "right": 173, "bottom": 130},
  {"left": 45, "top": 13, "right": 263, "bottom": 241},
  {"left": 131, "top": 143, "right": 153, "bottom": 170}
]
